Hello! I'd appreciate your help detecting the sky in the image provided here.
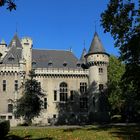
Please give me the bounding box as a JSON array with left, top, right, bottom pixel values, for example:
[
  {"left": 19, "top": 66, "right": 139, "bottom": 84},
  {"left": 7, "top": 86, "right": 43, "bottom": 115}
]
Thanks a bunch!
[{"left": 0, "top": 0, "right": 119, "bottom": 58}]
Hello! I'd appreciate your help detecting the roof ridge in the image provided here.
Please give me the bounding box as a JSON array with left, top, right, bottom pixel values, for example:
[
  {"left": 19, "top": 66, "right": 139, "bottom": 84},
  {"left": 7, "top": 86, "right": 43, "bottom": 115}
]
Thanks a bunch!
[{"left": 33, "top": 49, "right": 72, "bottom": 52}]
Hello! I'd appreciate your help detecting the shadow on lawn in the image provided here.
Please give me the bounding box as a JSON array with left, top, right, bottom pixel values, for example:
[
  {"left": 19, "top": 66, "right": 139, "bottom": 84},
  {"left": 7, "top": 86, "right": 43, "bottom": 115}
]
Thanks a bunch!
[
  {"left": 110, "top": 126, "right": 140, "bottom": 140},
  {"left": 88, "top": 125, "right": 140, "bottom": 140},
  {"left": 63, "top": 127, "right": 82, "bottom": 132},
  {"left": 2, "top": 135, "right": 53, "bottom": 140}
]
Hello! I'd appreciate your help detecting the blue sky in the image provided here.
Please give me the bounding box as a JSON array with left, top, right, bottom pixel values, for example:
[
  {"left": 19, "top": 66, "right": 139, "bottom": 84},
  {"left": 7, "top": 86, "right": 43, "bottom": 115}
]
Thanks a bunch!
[{"left": 0, "top": 0, "right": 119, "bottom": 58}]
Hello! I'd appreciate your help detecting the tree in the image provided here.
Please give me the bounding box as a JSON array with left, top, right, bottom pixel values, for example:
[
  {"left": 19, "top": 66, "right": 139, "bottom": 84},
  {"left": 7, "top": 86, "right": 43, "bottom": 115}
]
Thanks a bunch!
[
  {"left": 101, "top": 0, "right": 140, "bottom": 122},
  {"left": 107, "top": 55, "right": 125, "bottom": 116},
  {"left": 0, "top": 0, "right": 16, "bottom": 11},
  {"left": 15, "top": 70, "right": 44, "bottom": 125}
]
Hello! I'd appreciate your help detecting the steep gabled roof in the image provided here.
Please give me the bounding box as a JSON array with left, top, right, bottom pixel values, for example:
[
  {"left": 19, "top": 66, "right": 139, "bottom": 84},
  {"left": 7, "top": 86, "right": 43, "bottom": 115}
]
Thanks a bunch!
[
  {"left": 2, "top": 47, "right": 22, "bottom": 64},
  {"left": 2, "top": 34, "right": 22, "bottom": 64},
  {"left": 8, "top": 33, "right": 22, "bottom": 48},
  {"left": 88, "top": 32, "right": 106, "bottom": 54},
  {"left": 32, "top": 49, "right": 81, "bottom": 69}
]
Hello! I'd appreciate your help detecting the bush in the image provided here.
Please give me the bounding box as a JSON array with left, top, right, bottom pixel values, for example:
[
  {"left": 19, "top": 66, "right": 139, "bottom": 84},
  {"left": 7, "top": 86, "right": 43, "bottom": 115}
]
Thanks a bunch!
[
  {"left": 88, "top": 112, "right": 110, "bottom": 124},
  {"left": 0, "top": 120, "right": 10, "bottom": 138}
]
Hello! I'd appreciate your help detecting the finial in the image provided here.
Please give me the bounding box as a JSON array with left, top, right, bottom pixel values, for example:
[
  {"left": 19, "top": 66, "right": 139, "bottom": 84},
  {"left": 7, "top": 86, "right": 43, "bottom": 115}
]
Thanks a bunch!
[
  {"left": 69, "top": 46, "right": 72, "bottom": 52},
  {"left": 16, "top": 22, "right": 18, "bottom": 34},
  {"left": 83, "top": 40, "right": 86, "bottom": 49},
  {"left": 94, "top": 20, "right": 97, "bottom": 33}
]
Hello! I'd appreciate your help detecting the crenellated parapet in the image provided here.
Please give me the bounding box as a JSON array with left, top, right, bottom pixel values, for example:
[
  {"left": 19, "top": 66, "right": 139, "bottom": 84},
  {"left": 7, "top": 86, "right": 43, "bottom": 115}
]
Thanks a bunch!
[
  {"left": 0, "top": 64, "right": 26, "bottom": 77},
  {"left": 86, "top": 54, "right": 109, "bottom": 68}
]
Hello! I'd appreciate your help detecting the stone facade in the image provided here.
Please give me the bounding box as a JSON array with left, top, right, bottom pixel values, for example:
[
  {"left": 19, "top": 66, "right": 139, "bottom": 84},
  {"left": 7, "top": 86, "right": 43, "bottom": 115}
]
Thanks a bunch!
[{"left": 0, "top": 32, "right": 109, "bottom": 126}]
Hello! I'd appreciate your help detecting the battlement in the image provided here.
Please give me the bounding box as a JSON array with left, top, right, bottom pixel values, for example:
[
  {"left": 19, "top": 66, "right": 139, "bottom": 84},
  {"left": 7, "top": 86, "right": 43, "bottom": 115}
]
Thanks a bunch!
[
  {"left": 0, "top": 64, "right": 20, "bottom": 73},
  {"left": 21, "top": 37, "right": 32, "bottom": 41}
]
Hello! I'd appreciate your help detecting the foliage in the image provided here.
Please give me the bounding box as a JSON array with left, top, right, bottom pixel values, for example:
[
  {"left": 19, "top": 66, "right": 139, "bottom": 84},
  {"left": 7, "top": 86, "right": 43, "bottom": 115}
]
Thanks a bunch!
[
  {"left": 101, "top": 0, "right": 140, "bottom": 122},
  {"left": 15, "top": 70, "right": 44, "bottom": 125},
  {"left": 107, "top": 55, "right": 125, "bottom": 116},
  {"left": 0, "top": 120, "right": 10, "bottom": 137},
  {"left": 0, "top": 0, "right": 16, "bottom": 11}
]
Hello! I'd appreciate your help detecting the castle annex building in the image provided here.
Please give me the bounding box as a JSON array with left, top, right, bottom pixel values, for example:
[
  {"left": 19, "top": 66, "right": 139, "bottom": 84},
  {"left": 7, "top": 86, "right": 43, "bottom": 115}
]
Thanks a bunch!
[{"left": 0, "top": 32, "right": 109, "bottom": 126}]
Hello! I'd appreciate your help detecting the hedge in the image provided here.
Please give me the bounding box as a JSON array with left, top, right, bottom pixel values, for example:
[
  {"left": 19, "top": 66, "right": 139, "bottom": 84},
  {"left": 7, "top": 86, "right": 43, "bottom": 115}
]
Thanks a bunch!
[{"left": 0, "top": 120, "right": 10, "bottom": 138}]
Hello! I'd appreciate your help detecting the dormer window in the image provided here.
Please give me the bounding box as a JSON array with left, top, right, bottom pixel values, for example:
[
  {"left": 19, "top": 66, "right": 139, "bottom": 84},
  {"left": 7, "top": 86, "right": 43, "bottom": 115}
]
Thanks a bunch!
[
  {"left": 8, "top": 57, "right": 14, "bottom": 61},
  {"left": 24, "top": 43, "right": 29, "bottom": 45},
  {"left": 63, "top": 61, "right": 67, "bottom": 67},
  {"left": 8, "top": 54, "right": 15, "bottom": 61},
  {"left": 32, "top": 61, "right": 36, "bottom": 68},
  {"left": 48, "top": 60, "right": 53, "bottom": 66},
  {"left": 77, "top": 62, "right": 81, "bottom": 67}
]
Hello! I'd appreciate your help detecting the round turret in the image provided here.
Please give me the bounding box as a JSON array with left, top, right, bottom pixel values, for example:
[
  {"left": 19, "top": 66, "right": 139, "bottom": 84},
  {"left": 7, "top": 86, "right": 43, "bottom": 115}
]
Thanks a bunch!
[{"left": 85, "top": 32, "right": 109, "bottom": 91}]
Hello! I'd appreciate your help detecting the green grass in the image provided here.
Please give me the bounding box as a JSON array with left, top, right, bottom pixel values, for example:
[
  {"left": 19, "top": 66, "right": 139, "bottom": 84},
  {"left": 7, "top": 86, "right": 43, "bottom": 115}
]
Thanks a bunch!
[{"left": 3, "top": 125, "right": 140, "bottom": 140}]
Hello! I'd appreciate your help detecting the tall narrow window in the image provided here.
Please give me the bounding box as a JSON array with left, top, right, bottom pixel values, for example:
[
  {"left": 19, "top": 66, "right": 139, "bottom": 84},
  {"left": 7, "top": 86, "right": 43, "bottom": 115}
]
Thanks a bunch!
[
  {"left": 54, "top": 90, "right": 57, "bottom": 101},
  {"left": 99, "top": 84, "right": 104, "bottom": 91},
  {"left": 80, "top": 82, "right": 87, "bottom": 93},
  {"left": 80, "top": 97, "right": 88, "bottom": 109},
  {"left": 70, "top": 90, "right": 74, "bottom": 101},
  {"left": 3, "top": 80, "right": 6, "bottom": 91},
  {"left": 99, "top": 68, "right": 103, "bottom": 73},
  {"left": 8, "top": 104, "right": 13, "bottom": 113},
  {"left": 60, "top": 82, "right": 68, "bottom": 102},
  {"left": 15, "top": 80, "right": 18, "bottom": 91},
  {"left": 44, "top": 98, "right": 47, "bottom": 109}
]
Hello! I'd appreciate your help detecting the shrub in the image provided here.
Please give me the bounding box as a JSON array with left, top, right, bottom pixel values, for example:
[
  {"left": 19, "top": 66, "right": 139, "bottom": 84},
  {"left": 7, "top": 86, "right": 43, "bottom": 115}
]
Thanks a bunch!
[
  {"left": 88, "top": 112, "right": 110, "bottom": 124},
  {"left": 0, "top": 120, "right": 10, "bottom": 138}
]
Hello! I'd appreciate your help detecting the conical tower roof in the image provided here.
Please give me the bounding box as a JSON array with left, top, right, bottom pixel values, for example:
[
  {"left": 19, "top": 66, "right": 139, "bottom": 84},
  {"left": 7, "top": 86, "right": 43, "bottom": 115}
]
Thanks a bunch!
[
  {"left": 88, "top": 32, "right": 106, "bottom": 54},
  {"left": 8, "top": 33, "right": 22, "bottom": 48},
  {"left": 0, "top": 39, "right": 6, "bottom": 45},
  {"left": 80, "top": 48, "right": 86, "bottom": 62}
]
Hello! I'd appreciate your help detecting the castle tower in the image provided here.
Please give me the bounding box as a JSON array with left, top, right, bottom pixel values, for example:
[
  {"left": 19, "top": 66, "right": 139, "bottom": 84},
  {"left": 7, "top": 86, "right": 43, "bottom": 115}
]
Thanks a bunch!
[
  {"left": 85, "top": 32, "right": 109, "bottom": 92},
  {"left": 21, "top": 37, "right": 33, "bottom": 75},
  {"left": 85, "top": 32, "right": 110, "bottom": 121}
]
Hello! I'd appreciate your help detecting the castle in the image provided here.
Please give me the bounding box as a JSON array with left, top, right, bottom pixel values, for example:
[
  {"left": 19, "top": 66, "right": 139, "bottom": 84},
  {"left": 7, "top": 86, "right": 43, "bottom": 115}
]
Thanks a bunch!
[{"left": 0, "top": 32, "right": 109, "bottom": 126}]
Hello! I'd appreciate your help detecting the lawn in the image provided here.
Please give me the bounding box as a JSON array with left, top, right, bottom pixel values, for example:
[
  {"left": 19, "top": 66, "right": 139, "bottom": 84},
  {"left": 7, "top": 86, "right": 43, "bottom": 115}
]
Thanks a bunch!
[{"left": 3, "top": 125, "right": 140, "bottom": 140}]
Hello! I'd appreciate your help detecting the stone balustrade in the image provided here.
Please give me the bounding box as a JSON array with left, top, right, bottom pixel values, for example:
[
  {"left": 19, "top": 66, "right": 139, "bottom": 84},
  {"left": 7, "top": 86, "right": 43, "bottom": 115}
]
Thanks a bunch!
[{"left": 35, "top": 68, "right": 89, "bottom": 75}]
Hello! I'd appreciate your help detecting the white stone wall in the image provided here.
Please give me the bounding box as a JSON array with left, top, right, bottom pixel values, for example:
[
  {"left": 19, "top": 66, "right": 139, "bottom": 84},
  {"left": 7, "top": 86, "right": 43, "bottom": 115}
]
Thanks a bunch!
[
  {"left": 21, "top": 37, "right": 32, "bottom": 75},
  {"left": 87, "top": 54, "right": 109, "bottom": 87},
  {"left": 35, "top": 71, "right": 88, "bottom": 124},
  {"left": 0, "top": 44, "right": 8, "bottom": 59}
]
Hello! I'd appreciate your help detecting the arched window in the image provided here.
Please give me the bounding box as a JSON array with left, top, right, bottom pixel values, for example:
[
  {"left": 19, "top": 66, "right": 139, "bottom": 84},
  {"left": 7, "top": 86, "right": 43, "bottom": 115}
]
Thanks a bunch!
[{"left": 60, "top": 82, "right": 68, "bottom": 102}]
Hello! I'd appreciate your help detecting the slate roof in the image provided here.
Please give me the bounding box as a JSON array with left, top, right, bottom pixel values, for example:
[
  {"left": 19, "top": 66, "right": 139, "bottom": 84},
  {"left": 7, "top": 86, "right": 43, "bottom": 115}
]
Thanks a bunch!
[
  {"left": 32, "top": 49, "right": 81, "bottom": 69},
  {"left": 88, "top": 32, "right": 106, "bottom": 54},
  {"left": 2, "top": 47, "right": 22, "bottom": 64},
  {"left": 2, "top": 34, "right": 22, "bottom": 64},
  {"left": 80, "top": 48, "right": 86, "bottom": 63},
  {"left": 8, "top": 34, "right": 22, "bottom": 48}
]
